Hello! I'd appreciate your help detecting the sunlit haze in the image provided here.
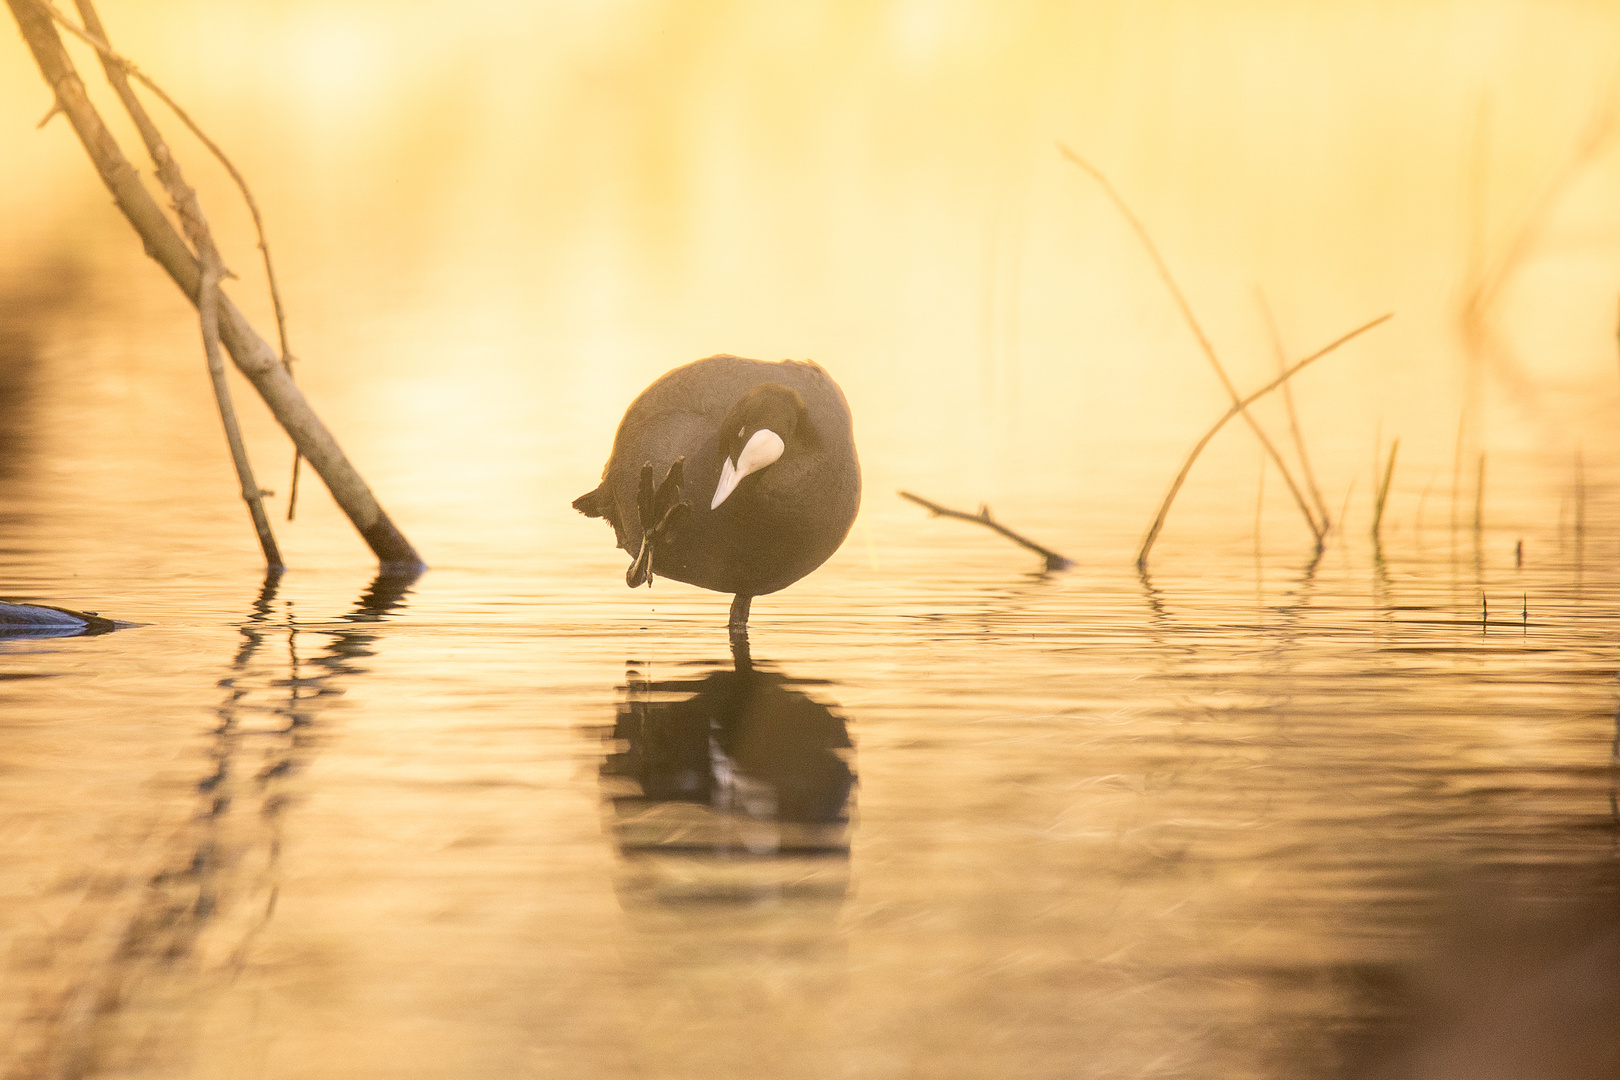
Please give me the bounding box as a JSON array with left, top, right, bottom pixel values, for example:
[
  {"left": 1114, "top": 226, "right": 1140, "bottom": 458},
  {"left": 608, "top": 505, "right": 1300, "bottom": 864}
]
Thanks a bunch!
[{"left": 2, "top": 4, "right": 1619, "bottom": 1078}]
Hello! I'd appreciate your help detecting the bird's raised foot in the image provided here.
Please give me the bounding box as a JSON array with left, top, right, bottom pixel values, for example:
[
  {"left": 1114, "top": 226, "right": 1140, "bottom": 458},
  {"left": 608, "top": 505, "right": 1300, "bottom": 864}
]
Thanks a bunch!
[{"left": 627, "top": 458, "right": 691, "bottom": 588}]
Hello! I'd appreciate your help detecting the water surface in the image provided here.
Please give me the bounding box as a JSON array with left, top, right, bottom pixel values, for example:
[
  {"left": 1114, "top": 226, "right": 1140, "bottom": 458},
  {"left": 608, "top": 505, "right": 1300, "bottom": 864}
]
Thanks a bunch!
[
  {"left": 3, "top": 3, "right": 1620, "bottom": 1077},
  {"left": 3, "top": 431, "right": 1616, "bottom": 1078}
]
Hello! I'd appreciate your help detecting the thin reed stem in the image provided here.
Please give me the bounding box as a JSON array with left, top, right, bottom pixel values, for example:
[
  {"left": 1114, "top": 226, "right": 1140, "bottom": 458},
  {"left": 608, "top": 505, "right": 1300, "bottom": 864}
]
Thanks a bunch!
[
  {"left": 1337, "top": 478, "right": 1357, "bottom": 546},
  {"left": 1254, "top": 447, "right": 1266, "bottom": 555},
  {"left": 1258, "top": 289, "right": 1332, "bottom": 533},
  {"left": 1450, "top": 411, "right": 1466, "bottom": 539},
  {"left": 1371, "top": 438, "right": 1399, "bottom": 543},
  {"left": 1575, "top": 444, "right": 1587, "bottom": 550}
]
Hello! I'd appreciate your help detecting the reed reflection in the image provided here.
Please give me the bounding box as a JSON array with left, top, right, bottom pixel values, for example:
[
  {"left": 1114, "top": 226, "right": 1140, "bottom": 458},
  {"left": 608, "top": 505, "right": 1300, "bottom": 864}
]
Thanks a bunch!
[
  {"left": 600, "top": 641, "right": 856, "bottom": 909},
  {"left": 187, "top": 568, "right": 416, "bottom": 934},
  {"left": 11, "top": 570, "right": 416, "bottom": 1076}
]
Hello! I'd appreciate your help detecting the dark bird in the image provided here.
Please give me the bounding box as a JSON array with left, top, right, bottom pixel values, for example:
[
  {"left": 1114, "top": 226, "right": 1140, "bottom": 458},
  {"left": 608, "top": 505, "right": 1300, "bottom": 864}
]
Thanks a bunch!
[
  {"left": 573, "top": 354, "right": 861, "bottom": 637},
  {"left": 0, "top": 601, "right": 119, "bottom": 638}
]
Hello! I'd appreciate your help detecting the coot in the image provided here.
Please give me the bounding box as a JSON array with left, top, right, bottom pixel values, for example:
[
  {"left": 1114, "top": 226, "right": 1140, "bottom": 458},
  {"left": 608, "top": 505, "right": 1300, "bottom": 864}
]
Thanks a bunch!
[{"left": 573, "top": 355, "right": 861, "bottom": 634}]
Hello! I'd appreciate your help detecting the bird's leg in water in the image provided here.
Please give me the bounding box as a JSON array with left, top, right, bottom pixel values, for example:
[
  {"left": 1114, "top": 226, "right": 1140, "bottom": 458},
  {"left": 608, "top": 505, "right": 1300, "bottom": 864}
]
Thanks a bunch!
[
  {"left": 728, "top": 593, "right": 753, "bottom": 637},
  {"left": 729, "top": 623, "right": 752, "bottom": 672},
  {"left": 627, "top": 459, "right": 691, "bottom": 588}
]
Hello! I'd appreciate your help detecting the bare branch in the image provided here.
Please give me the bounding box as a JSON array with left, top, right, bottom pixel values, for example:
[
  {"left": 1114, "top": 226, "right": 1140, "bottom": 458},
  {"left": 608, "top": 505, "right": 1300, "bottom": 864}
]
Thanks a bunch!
[
  {"left": 53, "top": 0, "right": 308, "bottom": 519},
  {"left": 199, "top": 237, "right": 283, "bottom": 567},
  {"left": 70, "top": 0, "right": 282, "bottom": 564},
  {"left": 8, "top": 0, "right": 421, "bottom": 570},
  {"left": 1458, "top": 78, "right": 1618, "bottom": 419},
  {"left": 44, "top": 2, "right": 291, "bottom": 349},
  {"left": 1463, "top": 86, "right": 1615, "bottom": 331}
]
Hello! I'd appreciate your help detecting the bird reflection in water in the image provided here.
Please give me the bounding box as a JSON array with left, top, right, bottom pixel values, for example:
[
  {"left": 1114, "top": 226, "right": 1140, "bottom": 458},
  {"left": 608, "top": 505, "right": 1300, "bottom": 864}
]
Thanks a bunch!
[{"left": 600, "top": 639, "right": 856, "bottom": 909}]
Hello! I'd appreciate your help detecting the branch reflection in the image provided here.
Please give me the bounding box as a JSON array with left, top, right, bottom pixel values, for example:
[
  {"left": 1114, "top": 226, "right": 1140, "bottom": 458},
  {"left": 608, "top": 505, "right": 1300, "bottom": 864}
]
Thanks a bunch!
[
  {"left": 16, "top": 569, "right": 418, "bottom": 1075},
  {"left": 181, "top": 569, "right": 417, "bottom": 954}
]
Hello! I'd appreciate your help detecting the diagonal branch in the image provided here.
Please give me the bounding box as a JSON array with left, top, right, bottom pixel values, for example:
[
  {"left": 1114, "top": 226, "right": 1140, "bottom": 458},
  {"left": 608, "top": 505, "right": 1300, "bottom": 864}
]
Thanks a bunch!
[
  {"left": 45, "top": 0, "right": 293, "bottom": 364},
  {"left": 9, "top": 0, "right": 422, "bottom": 571},
  {"left": 54, "top": 0, "right": 307, "bottom": 520},
  {"left": 198, "top": 229, "right": 283, "bottom": 566},
  {"left": 68, "top": 0, "right": 280, "bottom": 567},
  {"left": 1137, "top": 313, "right": 1392, "bottom": 570},
  {"left": 1059, "top": 143, "right": 1324, "bottom": 545}
]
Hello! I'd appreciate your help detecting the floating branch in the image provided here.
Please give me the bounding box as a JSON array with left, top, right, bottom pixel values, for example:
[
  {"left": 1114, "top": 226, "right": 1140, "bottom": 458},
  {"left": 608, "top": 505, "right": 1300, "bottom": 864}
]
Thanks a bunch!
[
  {"left": 899, "top": 491, "right": 1074, "bottom": 572},
  {"left": 1060, "top": 143, "right": 1323, "bottom": 547},
  {"left": 8, "top": 0, "right": 422, "bottom": 571},
  {"left": 1137, "top": 313, "right": 1392, "bottom": 570}
]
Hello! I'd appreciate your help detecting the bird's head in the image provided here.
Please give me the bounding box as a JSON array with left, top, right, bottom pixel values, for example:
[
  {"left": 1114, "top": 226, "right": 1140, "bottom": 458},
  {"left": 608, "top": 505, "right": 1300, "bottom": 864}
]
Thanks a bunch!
[{"left": 710, "top": 383, "right": 814, "bottom": 509}]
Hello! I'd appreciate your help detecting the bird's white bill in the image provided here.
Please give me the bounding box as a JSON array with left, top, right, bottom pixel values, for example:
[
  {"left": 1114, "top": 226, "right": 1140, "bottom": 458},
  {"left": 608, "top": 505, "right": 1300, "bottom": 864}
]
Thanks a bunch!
[{"left": 710, "top": 428, "right": 785, "bottom": 509}]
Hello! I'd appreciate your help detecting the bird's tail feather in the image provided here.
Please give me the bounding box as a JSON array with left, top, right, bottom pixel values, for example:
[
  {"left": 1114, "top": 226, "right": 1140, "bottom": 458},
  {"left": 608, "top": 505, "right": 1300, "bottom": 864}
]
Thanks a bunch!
[{"left": 571, "top": 486, "right": 607, "bottom": 518}]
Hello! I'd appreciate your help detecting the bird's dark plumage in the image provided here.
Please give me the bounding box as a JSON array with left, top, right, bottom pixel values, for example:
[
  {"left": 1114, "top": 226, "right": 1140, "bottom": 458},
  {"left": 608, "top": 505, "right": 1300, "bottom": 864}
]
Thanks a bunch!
[{"left": 573, "top": 355, "right": 861, "bottom": 611}]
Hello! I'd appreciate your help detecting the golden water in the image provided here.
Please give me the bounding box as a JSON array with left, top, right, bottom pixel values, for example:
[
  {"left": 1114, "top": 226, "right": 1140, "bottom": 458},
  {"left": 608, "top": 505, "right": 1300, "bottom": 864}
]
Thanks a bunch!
[{"left": 2, "top": 3, "right": 1619, "bottom": 1077}]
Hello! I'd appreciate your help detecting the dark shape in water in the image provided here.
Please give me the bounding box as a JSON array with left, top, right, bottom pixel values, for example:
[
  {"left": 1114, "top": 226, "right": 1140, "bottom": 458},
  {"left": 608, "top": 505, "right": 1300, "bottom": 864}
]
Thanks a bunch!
[
  {"left": 606, "top": 662, "right": 855, "bottom": 841},
  {"left": 573, "top": 354, "right": 861, "bottom": 636},
  {"left": 0, "top": 601, "right": 120, "bottom": 638},
  {"left": 600, "top": 645, "right": 856, "bottom": 914},
  {"left": 1343, "top": 865, "right": 1620, "bottom": 1080},
  {"left": 601, "top": 652, "right": 857, "bottom": 1012}
]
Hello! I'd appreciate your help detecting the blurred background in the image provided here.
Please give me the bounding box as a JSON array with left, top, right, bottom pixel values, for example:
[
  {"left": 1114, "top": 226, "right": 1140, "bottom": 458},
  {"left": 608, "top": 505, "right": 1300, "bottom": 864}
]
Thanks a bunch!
[
  {"left": 2, "top": 0, "right": 1619, "bottom": 569},
  {"left": 3, "top": 4, "right": 1620, "bottom": 1079}
]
